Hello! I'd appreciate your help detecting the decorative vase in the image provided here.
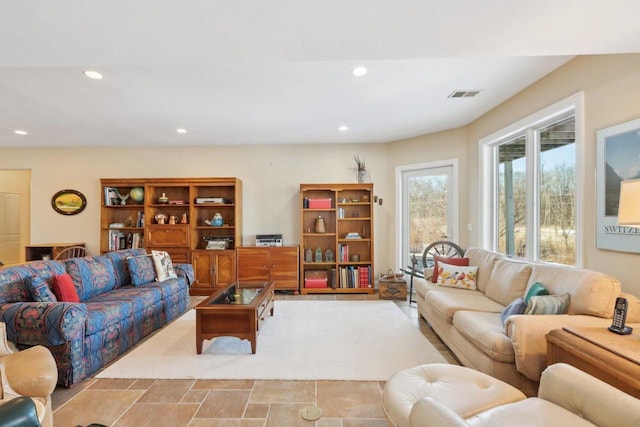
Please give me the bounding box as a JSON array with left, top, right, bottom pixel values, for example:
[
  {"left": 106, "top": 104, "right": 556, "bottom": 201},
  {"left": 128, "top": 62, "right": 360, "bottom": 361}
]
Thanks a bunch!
[
  {"left": 180, "top": 213, "right": 188, "bottom": 224},
  {"left": 314, "top": 216, "right": 326, "bottom": 233},
  {"left": 212, "top": 213, "right": 224, "bottom": 226},
  {"left": 357, "top": 170, "right": 367, "bottom": 183},
  {"left": 158, "top": 192, "right": 169, "bottom": 204}
]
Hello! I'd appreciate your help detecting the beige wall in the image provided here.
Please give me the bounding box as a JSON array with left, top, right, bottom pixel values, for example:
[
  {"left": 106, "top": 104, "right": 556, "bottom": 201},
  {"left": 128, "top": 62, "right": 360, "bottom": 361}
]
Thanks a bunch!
[
  {"left": 0, "top": 144, "right": 392, "bottom": 276},
  {"left": 465, "top": 54, "right": 640, "bottom": 296},
  {"left": 2, "top": 53, "right": 640, "bottom": 295}
]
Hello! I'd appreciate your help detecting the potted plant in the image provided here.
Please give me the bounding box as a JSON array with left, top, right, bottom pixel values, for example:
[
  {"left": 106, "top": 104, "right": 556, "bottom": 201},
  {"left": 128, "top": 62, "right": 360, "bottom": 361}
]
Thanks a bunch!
[{"left": 353, "top": 155, "right": 368, "bottom": 183}]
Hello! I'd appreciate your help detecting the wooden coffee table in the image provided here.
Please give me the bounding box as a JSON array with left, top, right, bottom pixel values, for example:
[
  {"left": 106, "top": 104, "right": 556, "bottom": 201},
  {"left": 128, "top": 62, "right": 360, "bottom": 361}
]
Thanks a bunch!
[{"left": 195, "top": 281, "right": 275, "bottom": 354}]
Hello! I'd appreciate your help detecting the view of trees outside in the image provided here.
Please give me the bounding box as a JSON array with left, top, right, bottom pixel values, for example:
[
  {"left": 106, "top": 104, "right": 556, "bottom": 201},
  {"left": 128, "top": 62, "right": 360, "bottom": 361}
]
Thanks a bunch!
[
  {"left": 408, "top": 174, "right": 448, "bottom": 267},
  {"left": 497, "top": 117, "right": 576, "bottom": 265}
]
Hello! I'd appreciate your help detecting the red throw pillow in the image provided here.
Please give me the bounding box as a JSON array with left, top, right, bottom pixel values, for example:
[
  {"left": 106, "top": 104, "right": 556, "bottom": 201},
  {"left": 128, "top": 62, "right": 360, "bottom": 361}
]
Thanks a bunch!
[
  {"left": 52, "top": 274, "right": 80, "bottom": 302},
  {"left": 431, "top": 256, "right": 470, "bottom": 283}
]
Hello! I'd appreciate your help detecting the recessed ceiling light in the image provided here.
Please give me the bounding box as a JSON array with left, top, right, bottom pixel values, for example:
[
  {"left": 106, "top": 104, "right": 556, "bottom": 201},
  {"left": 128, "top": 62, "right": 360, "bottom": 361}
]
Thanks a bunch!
[
  {"left": 352, "top": 66, "right": 368, "bottom": 77},
  {"left": 14, "top": 129, "right": 27, "bottom": 135},
  {"left": 339, "top": 125, "right": 349, "bottom": 132},
  {"left": 176, "top": 128, "right": 188, "bottom": 134},
  {"left": 83, "top": 70, "right": 103, "bottom": 80}
]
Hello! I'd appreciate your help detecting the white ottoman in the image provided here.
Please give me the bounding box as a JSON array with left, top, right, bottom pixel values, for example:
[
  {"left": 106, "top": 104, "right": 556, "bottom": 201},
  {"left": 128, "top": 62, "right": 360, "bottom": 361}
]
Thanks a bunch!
[{"left": 382, "top": 364, "right": 526, "bottom": 427}]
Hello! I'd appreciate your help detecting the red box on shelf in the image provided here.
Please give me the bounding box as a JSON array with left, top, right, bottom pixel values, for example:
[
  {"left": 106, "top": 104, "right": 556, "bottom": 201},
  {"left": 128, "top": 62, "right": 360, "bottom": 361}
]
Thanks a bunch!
[
  {"left": 305, "top": 278, "right": 328, "bottom": 288},
  {"left": 308, "top": 198, "right": 332, "bottom": 209}
]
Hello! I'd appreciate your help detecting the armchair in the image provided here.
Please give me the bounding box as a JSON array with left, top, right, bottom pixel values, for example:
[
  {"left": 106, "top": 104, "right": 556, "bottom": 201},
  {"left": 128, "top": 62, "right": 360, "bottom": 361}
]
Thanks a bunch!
[{"left": 0, "top": 323, "right": 57, "bottom": 427}]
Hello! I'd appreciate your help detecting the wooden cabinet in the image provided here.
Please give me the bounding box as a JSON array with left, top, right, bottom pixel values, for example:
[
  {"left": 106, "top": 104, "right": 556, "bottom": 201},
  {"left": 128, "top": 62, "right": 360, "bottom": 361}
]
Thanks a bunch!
[
  {"left": 236, "top": 246, "right": 299, "bottom": 293},
  {"left": 25, "top": 243, "right": 85, "bottom": 261},
  {"left": 191, "top": 249, "right": 236, "bottom": 295},
  {"left": 299, "top": 183, "right": 374, "bottom": 294},
  {"left": 100, "top": 177, "right": 242, "bottom": 295}
]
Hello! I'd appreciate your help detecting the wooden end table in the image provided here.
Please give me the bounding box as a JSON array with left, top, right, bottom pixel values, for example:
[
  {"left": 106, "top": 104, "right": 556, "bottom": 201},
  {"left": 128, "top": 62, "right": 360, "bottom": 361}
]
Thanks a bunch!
[
  {"left": 195, "top": 281, "right": 275, "bottom": 354},
  {"left": 546, "top": 326, "right": 640, "bottom": 398}
]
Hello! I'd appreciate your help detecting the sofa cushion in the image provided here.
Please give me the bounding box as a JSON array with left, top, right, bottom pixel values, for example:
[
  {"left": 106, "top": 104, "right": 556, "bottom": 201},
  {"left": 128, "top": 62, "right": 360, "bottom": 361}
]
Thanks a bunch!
[
  {"left": 127, "top": 255, "right": 157, "bottom": 286},
  {"left": 426, "top": 290, "right": 505, "bottom": 323},
  {"left": 466, "top": 397, "right": 596, "bottom": 427},
  {"left": 437, "top": 264, "right": 478, "bottom": 290},
  {"left": 525, "top": 294, "right": 570, "bottom": 315},
  {"left": 484, "top": 259, "right": 532, "bottom": 306},
  {"left": 83, "top": 301, "right": 134, "bottom": 335},
  {"left": 0, "top": 267, "right": 32, "bottom": 303},
  {"left": 52, "top": 274, "right": 80, "bottom": 302},
  {"left": 432, "top": 256, "right": 469, "bottom": 283},
  {"left": 64, "top": 256, "right": 117, "bottom": 301},
  {"left": 452, "top": 311, "right": 515, "bottom": 363},
  {"left": 104, "top": 248, "right": 148, "bottom": 288},
  {"left": 526, "top": 264, "right": 620, "bottom": 318},
  {"left": 151, "top": 250, "right": 177, "bottom": 282},
  {"left": 26, "top": 276, "right": 57, "bottom": 303},
  {"left": 500, "top": 297, "right": 526, "bottom": 325},
  {"left": 524, "top": 281, "right": 549, "bottom": 303},
  {"left": 463, "top": 247, "right": 502, "bottom": 293}
]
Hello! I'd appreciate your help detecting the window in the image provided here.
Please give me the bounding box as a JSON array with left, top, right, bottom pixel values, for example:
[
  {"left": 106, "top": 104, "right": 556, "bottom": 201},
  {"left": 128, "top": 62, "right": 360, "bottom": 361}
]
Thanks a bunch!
[
  {"left": 480, "top": 93, "right": 584, "bottom": 266},
  {"left": 396, "top": 160, "right": 458, "bottom": 270}
]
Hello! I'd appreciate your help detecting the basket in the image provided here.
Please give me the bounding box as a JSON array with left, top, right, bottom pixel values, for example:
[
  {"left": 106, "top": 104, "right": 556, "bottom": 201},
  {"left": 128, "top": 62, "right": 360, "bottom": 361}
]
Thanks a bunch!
[
  {"left": 379, "top": 269, "right": 407, "bottom": 300},
  {"left": 379, "top": 269, "right": 406, "bottom": 283}
]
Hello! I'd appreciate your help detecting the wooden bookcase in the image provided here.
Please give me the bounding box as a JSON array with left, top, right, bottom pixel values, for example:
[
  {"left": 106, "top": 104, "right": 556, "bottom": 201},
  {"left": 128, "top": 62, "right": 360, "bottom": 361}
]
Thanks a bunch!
[
  {"left": 299, "top": 183, "right": 374, "bottom": 294},
  {"left": 100, "top": 178, "right": 242, "bottom": 295}
]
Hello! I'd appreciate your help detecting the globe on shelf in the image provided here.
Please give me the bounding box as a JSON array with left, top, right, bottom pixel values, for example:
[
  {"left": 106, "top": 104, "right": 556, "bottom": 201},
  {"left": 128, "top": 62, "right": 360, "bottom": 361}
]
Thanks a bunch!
[{"left": 130, "top": 187, "right": 144, "bottom": 204}]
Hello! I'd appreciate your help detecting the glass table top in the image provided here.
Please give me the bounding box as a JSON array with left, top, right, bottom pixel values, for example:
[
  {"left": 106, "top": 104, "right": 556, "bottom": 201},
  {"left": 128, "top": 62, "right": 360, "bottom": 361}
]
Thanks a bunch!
[{"left": 207, "top": 283, "right": 269, "bottom": 306}]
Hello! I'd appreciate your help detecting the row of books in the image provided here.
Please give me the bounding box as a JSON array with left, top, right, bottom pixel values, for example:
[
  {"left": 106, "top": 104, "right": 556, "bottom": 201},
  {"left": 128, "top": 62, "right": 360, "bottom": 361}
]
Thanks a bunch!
[
  {"left": 336, "top": 265, "right": 371, "bottom": 288},
  {"left": 108, "top": 230, "right": 144, "bottom": 251}
]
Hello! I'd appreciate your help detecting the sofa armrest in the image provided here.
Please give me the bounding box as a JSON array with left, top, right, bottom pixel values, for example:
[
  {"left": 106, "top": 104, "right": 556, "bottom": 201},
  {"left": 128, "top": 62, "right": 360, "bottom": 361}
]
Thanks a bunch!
[
  {"left": 174, "top": 263, "right": 194, "bottom": 286},
  {"left": 410, "top": 398, "right": 469, "bottom": 427},
  {"left": 505, "top": 314, "right": 613, "bottom": 381},
  {"left": 539, "top": 363, "right": 640, "bottom": 426},
  {"left": 0, "top": 302, "right": 87, "bottom": 347},
  {"left": 2, "top": 345, "right": 57, "bottom": 398}
]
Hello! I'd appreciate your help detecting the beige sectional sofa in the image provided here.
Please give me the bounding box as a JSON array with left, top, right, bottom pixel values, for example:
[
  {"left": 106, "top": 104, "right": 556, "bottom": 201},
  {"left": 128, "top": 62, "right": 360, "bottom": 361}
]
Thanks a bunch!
[{"left": 414, "top": 247, "right": 640, "bottom": 396}]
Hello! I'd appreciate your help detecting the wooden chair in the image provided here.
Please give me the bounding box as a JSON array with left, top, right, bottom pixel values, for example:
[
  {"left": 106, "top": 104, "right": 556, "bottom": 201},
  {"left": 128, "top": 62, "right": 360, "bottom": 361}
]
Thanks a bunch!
[{"left": 54, "top": 246, "right": 90, "bottom": 260}]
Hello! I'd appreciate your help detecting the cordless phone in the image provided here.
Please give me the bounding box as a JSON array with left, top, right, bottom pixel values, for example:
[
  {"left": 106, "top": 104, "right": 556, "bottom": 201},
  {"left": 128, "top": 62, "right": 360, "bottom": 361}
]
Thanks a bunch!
[{"left": 608, "top": 297, "right": 633, "bottom": 335}]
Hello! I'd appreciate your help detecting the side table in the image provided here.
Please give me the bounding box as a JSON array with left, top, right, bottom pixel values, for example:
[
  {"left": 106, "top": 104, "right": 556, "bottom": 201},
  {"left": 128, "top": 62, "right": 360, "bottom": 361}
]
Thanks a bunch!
[{"left": 546, "top": 327, "right": 640, "bottom": 398}]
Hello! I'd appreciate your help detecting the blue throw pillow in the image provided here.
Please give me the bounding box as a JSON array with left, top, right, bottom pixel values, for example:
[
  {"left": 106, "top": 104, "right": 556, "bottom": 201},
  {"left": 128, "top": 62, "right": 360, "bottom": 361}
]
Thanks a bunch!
[
  {"left": 500, "top": 297, "right": 527, "bottom": 325},
  {"left": 127, "top": 255, "right": 157, "bottom": 286},
  {"left": 26, "top": 275, "right": 58, "bottom": 302}
]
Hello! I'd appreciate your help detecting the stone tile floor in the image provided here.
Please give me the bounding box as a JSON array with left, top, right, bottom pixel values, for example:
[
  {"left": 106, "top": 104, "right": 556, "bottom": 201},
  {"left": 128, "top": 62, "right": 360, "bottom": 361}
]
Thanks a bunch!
[{"left": 52, "top": 292, "right": 459, "bottom": 427}]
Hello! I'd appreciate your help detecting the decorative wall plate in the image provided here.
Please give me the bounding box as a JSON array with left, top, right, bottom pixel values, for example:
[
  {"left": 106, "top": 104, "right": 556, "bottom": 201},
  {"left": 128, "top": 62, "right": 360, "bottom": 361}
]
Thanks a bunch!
[{"left": 51, "top": 189, "right": 87, "bottom": 215}]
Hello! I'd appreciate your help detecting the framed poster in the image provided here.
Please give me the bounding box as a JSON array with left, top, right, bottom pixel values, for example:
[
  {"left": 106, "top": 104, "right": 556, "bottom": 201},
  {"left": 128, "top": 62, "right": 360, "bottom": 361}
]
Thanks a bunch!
[
  {"left": 596, "top": 117, "right": 640, "bottom": 252},
  {"left": 51, "top": 189, "right": 87, "bottom": 215}
]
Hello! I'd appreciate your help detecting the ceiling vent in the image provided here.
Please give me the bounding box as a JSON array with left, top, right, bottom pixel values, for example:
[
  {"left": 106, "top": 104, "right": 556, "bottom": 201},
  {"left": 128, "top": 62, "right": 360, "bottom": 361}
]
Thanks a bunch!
[{"left": 448, "top": 90, "right": 481, "bottom": 98}]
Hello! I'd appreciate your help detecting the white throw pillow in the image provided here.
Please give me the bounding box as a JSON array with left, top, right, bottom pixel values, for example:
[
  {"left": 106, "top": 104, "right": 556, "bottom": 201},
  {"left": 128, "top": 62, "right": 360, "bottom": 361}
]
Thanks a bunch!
[
  {"left": 436, "top": 263, "right": 478, "bottom": 290},
  {"left": 151, "top": 250, "right": 178, "bottom": 282}
]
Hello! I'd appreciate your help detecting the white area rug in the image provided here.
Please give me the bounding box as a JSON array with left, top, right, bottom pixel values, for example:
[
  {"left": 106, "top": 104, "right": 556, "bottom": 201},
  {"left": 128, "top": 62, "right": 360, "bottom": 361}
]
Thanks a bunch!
[{"left": 97, "top": 300, "right": 446, "bottom": 381}]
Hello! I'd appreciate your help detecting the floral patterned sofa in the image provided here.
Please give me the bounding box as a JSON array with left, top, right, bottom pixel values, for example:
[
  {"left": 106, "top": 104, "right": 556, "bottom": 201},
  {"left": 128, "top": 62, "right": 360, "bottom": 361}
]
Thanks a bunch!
[{"left": 0, "top": 248, "right": 193, "bottom": 387}]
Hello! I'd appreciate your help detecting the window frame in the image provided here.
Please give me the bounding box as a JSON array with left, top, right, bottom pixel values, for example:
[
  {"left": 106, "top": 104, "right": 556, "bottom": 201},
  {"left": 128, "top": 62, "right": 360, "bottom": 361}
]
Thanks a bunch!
[{"left": 479, "top": 92, "right": 585, "bottom": 266}]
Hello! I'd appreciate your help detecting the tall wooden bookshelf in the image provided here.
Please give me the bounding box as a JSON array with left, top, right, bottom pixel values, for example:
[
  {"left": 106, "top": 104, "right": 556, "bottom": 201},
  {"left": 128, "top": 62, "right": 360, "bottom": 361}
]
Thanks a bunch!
[
  {"left": 299, "top": 183, "right": 374, "bottom": 294},
  {"left": 100, "top": 178, "right": 242, "bottom": 295}
]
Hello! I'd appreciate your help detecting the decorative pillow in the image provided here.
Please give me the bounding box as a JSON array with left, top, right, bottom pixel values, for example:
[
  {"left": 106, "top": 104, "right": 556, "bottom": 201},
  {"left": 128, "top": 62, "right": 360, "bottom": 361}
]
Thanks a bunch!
[
  {"left": 52, "top": 274, "right": 80, "bottom": 302},
  {"left": 525, "top": 294, "right": 570, "bottom": 315},
  {"left": 431, "top": 256, "right": 470, "bottom": 283},
  {"left": 500, "top": 297, "right": 527, "bottom": 325},
  {"left": 127, "top": 255, "right": 157, "bottom": 286},
  {"left": 25, "top": 276, "right": 57, "bottom": 303},
  {"left": 436, "top": 263, "right": 478, "bottom": 290},
  {"left": 151, "top": 250, "right": 177, "bottom": 282},
  {"left": 524, "top": 282, "right": 549, "bottom": 303}
]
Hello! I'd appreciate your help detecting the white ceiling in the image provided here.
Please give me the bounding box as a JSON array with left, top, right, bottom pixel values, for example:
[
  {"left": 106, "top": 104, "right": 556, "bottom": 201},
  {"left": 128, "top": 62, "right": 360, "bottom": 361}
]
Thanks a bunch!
[{"left": 2, "top": 1, "right": 640, "bottom": 148}]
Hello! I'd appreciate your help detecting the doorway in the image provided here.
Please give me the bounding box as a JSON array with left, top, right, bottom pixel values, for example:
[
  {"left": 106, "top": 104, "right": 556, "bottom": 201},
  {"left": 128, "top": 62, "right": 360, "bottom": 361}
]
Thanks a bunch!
[
  {"left": 0, "top": 170, "right": 31, "bottom": 265},
  {"left": 397, "top": 160, "right": 458, "bottom": 270}
]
